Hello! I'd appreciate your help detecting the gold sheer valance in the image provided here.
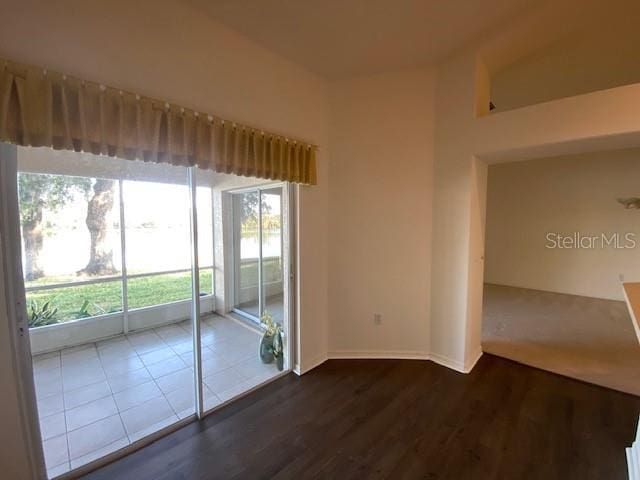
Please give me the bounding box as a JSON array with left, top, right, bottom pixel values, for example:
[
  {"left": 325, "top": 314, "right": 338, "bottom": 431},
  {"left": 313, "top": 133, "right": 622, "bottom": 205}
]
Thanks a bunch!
[{"left": 0, "top": 58, "right": 317, "bottom": 184}]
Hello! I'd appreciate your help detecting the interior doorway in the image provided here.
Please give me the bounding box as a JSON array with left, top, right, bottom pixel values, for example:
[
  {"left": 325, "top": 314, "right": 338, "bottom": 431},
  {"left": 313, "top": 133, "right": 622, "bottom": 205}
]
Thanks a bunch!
[{"left": 480, "top": 148, "right": 640, "bottom": 395}]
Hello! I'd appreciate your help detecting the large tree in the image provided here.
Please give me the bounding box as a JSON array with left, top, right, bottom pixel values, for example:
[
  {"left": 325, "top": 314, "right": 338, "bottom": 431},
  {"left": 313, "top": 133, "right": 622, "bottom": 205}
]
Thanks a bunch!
[
  {"left": 240, "top": 192, "right": 272, "bottom": 227},
  {"left": 78, "top": 179, "right": 118, "bottom": 276},
  {"left": 18, "top": 174, "right": 90, "bottom": 281}
]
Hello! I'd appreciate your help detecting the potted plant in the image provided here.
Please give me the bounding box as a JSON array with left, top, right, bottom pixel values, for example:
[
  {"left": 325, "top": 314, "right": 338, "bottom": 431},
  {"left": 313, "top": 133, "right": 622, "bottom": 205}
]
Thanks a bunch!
[{"left": 259, "top": 312, "right": 284, "bottom": 371}]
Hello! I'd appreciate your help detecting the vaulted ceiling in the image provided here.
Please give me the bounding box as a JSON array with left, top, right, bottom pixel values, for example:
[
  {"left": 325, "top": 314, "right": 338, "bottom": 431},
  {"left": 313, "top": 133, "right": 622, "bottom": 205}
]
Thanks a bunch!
[{"left": 187, "top": 0, "right": 540, "bottom": 79}]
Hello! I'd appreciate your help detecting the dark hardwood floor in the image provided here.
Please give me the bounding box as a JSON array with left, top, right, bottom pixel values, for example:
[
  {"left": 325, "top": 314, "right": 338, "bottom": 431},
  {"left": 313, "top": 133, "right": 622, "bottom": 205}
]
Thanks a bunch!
[{"left": 83, "top": 354, "right": 640, "bottom": 480}]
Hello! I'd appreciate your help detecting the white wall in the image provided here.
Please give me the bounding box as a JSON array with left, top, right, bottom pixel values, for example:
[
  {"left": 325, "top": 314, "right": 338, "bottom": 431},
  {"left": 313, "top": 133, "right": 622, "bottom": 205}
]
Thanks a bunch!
[
  {"left": 491, "top": 7, "right": 640, "bottom": 112},
  {"left": 327, "top": 68, "right": 435, "bottom": 357},
  {"left": 485, "top": 149, "right": 640, "bottom": 301},
  {"left": 430, "top": 52, "right": 482, "bottom": 371}
]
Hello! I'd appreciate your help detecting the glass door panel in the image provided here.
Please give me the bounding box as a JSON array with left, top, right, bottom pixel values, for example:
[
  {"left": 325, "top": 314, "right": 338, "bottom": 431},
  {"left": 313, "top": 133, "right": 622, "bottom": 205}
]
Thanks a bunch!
[
  {"left": 232, "top": 191, "right": 260, "bottom": 319},
  {"left": 18, "top": 172, "right": 122, "bottom": 288},
  {"left": 18, "top": 148, "right": 198, "bottom": 478},
  {"left": 206, "top": 183, "right": 289, "bottom": 411},
  {"left": 260, "top": 187, "right": 284, "bottom": 325},
  {"left": 122, "top": 180, "right": 191, "bottom": 276},
  {"left": 196, "top": 186, "right": 214, "bottom": 298}
]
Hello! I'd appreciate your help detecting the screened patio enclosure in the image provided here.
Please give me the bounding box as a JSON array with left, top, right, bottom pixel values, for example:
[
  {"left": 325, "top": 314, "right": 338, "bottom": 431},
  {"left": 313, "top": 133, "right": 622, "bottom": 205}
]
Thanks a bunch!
[{"left": 21, "top": 148, "right": 215, "bottom": 354}]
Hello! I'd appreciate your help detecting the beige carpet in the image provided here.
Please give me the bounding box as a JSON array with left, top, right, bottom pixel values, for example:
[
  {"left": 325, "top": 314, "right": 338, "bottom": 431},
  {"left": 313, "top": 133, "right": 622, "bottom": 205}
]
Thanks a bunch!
[{"left": 482, "top": 283, "right": 640, "bottom": 396}]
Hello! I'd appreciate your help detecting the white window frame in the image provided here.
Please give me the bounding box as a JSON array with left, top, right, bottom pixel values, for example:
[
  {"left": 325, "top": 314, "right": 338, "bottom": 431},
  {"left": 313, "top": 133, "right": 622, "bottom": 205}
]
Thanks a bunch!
[{"left": 227, "top": 182, "right": 294, "bottom": 372}]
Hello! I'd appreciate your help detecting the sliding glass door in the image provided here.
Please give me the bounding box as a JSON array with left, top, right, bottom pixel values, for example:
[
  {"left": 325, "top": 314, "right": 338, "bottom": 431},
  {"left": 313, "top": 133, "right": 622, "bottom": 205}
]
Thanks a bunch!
[
  {"left": 232, "top": 185, "right": 285, "bottom": 324},
  {"left": 5, "top": 144, "right": 294, "bottom": 479},
  {"left": 16, "top": 149, "right": 205, "bottom": 478}
]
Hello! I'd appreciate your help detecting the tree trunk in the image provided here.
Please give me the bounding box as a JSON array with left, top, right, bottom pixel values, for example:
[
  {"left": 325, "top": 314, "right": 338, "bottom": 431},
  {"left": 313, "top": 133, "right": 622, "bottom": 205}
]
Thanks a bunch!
[
  {"left": 22, "top": 210, "right": 44, "bottom": 281},
  {"left": 80, "top": 179, "right": 117, "bottom": 276}
]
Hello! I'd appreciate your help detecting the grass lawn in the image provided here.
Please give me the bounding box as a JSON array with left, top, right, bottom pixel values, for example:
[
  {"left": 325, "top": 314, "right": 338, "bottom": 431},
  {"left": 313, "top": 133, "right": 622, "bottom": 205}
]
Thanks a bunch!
[
  {"left": 27, "top": 270, "right": 213, "bottom": 324},
  {"left": 27, "top": 257, "right": 282, "bottom": 327}
]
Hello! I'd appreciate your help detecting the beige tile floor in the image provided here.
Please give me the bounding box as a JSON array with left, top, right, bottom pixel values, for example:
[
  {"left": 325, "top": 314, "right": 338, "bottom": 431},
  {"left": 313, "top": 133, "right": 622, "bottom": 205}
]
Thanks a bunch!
[{"left": 32, "top": 314, "right": 280, "bottom": 478}]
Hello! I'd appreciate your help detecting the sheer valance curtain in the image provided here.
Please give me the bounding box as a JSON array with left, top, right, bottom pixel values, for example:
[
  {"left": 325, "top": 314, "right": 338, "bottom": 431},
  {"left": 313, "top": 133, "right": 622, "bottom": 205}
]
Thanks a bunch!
[{"left": 0, "top": 57, "right": 317, "bottom": 184}]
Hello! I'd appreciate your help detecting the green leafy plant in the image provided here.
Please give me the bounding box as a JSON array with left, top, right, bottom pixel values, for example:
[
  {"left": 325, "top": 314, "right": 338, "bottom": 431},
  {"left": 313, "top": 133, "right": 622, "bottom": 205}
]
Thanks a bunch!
[
  {"left": 28, "top": 300, "right": 59, "bottom": 328},
  {"left": 261, "top": 311, "right": 281, "bottom": 337},
  {"left": 76, "top": 299, "right": 91, "bottom": 318},
  {"left": 74, "top": 299, "right": 107, "bottom": 319}
]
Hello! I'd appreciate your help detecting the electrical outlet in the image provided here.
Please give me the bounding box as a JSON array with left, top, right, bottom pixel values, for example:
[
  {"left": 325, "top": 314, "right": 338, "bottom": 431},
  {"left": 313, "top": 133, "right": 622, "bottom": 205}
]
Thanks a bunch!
[
  {"left": 619, "top": 273, "right": 625, "bottom": 282},
  {"left": 373, "top": 313, "right": 382, "bottom": 325}
]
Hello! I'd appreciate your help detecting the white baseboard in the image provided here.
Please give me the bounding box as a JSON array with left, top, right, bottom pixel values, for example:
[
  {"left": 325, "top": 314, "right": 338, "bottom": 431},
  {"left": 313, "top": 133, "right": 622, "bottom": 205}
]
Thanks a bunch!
[
  {"left": 329, "top": 349, "right": 483, "bottom": 374},
  {"left": 429, "top": 348, "right": 483, "bottom": 374},
  {"left": 429, "top": 352, "right": 466, "bottom": 373},
  {"left": 294, "top": 349, "right": 483, "bottom": 376},
  {"left": 465, "top": 347, "right": 484, "bottom": 372},
  {"left": 294, "top": 353, "right": 328, "bottom": 376},
  {"left": 328, "top": 350, "right": 430, "bottom": 361}
]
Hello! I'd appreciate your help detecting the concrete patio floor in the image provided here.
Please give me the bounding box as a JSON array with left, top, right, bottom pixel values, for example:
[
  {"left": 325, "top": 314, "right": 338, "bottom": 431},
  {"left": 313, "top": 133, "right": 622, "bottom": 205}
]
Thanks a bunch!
[{"left": 32, "top": 314, "right": 280, "bottom": 478}]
